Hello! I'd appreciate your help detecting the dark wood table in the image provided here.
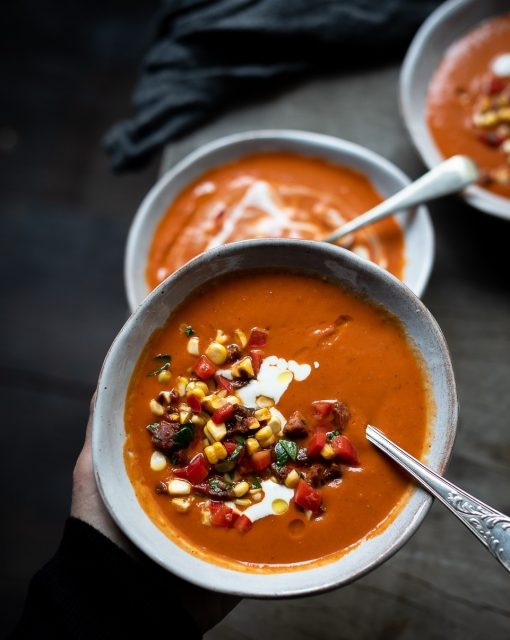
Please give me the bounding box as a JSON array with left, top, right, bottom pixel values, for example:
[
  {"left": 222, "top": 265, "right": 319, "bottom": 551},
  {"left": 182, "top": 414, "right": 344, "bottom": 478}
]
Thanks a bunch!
[{"left": 162, "top": 64, "right": 510, "bottom": 639}]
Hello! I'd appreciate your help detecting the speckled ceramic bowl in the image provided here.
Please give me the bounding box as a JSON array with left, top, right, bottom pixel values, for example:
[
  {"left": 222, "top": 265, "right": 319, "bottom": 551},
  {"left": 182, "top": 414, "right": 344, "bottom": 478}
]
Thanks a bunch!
[
  {"left": 124, "top": 130, "right": 434, "bottom": 310},
  {"left": 94, "top": 238, "right": 458, "bottom": 597},
  {"left": 400, "top": 0, "right": 510, "bottom": 219}
]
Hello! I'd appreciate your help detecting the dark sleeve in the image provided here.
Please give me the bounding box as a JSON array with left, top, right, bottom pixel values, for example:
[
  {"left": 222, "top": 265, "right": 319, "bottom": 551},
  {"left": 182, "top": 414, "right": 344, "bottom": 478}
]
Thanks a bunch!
[{"left": 10, "top": 517, "right": 203, "bottom": 640}]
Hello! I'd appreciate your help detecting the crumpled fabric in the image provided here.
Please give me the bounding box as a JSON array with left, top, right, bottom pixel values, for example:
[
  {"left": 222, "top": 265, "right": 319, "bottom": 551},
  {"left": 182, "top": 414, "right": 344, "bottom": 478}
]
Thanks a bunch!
[{"left": 104, "top": 0, "right": 440, "bottom": 171}]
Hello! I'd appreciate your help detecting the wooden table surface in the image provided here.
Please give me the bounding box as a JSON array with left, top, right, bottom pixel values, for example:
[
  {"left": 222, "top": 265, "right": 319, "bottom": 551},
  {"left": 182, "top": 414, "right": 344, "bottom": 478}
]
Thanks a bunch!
[{"left": 161, "top": 65, "right": 510, "bottom": 639}]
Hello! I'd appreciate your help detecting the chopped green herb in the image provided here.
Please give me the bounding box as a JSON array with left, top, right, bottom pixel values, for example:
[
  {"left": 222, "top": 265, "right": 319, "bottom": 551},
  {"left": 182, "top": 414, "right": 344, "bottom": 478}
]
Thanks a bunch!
[
  {"left": 147, "top": 362, "right": 171, "bottom": 377},
  {"left": 234, "top": 434, "right": 246, "bottom": 445},
  {"left": 146, "top": 423, "right": 159, "bottom": 434},
  {"left": 173, "top": 423, "right": 194, "bottom": 449},
  {"left": 251, "top": 476, "right": 262, "bottom": 489},
  {"left": 227, "top": 443, "right": 243, "bottom": 464},
  {"left": 327, "top": 430, "right": 340, "bottom": 442},
  {"left": 184, "top": 325, "right": 195, "bottom": 337},
  {"left": 154, "top": 354, "right": 172, "bottom": 362},
  {"left": 275, "top": 440, "right": 298, "bottom": 467}
]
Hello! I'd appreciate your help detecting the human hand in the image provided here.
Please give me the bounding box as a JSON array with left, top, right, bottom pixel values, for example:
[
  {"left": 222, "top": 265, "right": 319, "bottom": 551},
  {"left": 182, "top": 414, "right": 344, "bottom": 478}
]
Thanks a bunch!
[{"left": 71, "top": 394, "right": 240, "bottom": 633}]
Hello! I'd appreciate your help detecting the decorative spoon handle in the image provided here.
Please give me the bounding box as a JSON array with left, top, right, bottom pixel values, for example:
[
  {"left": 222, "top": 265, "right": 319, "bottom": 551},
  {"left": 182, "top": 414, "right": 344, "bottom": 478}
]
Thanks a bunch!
[
  {"left": 323, "top": 155, "right": 479, "bottom": 244},
  {"left": 366, "top": 425, "right": 510, "bottom": 572}
]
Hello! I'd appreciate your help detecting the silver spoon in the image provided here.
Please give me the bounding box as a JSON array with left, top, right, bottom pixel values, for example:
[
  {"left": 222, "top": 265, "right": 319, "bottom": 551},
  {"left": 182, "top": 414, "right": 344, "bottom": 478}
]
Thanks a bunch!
[
  {"left": 323, "top": 156, "right": 479, "bottom": 244},
  {"left": 366, "top": 425, "right": 510, "bottom": 573}
]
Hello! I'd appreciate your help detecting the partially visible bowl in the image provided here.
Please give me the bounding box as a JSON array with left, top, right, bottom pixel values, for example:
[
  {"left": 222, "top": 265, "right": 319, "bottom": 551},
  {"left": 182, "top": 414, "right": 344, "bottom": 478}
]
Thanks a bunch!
[
  {"left": 125, "top": 130, "right": 434, "bottom": 310},
  {"left": 400, "top": 0, "right": 510, "bottom": 219},
  {"left": 95, "top": 238, "right": 457, "bottom": 598}
]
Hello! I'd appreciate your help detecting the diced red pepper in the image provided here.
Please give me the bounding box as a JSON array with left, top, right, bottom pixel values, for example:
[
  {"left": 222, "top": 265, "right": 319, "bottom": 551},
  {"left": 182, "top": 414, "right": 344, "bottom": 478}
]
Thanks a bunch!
[
  {"left": 194, "top": 355, "right": 217, "bottom": 381},
  {"left": 173, "top": 453, "right": 209, "bottom": 484},
  {"left": 251, "top": 449, "right": 272, "bottom": 471},
  {"left": 249, "top": 349, "right": 264, "bottom": 373},
  {"left": 247, "top": 327, "right": 268, "bottom": 347},
  {"left": 234, "top": 514, "right": 252, "bottom": 533},
  {"left": 331, "top": 435, "right": 359, "bottom": 466},
  {"left": 223, "top": 441, "right": 237, "bottom": 456},
  {"left": 486, "top": 75, "right": 504, "bottom": 95},
  {"left": 307, "top": 429, "right": 328, "bottom": 457},
  {"left": 187, "top": 394, "right": 202, "bottom": 413},
  {"left": 216, "top": 375, "right": 233, "bottom": 394},
  {"left": 311, "top": 400, "right": 335, "bottom": 420},
  {"left": 294, "top": 479, "right": 322, "bottom": 514},
  {"left": 209, "top": 501, "right": 239, "bottom": 528},
  {"left": 211, "top": 402, "right": 236, "bottom": 424}
]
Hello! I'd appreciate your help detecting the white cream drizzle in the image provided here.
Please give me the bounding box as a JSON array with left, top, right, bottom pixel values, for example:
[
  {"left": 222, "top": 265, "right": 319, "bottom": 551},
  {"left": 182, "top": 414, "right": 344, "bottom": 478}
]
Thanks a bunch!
[
  {"left": 492, "top": 53, "right": 510, "bottom": 78},
  {"left": 228, "top": 480, "right": 294, "bottom": 523}
]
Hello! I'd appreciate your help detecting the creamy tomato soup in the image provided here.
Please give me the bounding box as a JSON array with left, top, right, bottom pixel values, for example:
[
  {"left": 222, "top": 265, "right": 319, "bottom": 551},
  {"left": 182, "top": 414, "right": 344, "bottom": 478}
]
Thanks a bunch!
[
  {"left": 124, "top": 272, "right": 430, "bottom": 570},
  {"left": 427, "top": 14, "right": 510, "bottom": 197},
  {"left": 146, "top": 153, "right": 405, "bottom": 290}
]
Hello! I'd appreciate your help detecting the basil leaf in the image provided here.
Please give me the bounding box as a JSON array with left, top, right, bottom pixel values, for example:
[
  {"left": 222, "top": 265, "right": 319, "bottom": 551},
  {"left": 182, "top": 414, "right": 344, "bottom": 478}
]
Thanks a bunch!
[
  {"left": 234, "top": 435, "right": 246, "bottom": 445},
  {"left": 227, "top": 444, "right": 243, "bottom": 463},
  {"left": 327, "top": 430, "right": 340, "bottom": 442},
  {"left": 280, "top": 440, "right": 297, "bottom": 461},
  {"left": 147, "top": 362, "right": 171, "bottom": 377},
  {"left": 184, "top": 325, "right": 195, "bottom": 337},
  {"left": 275, "top": 439, "right": 298, "bottom": 467},
  {"left": 146, "top": 422, "right": 159, "bottom": 434},
  {"left": 173, "top": 423, "right": 194, "bottom": 449},
  {"left": 251, "top": 476, "right": 262, "bottom": 489}
]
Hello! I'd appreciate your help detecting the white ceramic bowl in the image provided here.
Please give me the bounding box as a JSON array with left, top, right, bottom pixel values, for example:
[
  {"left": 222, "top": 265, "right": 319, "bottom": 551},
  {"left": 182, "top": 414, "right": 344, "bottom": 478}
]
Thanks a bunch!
[
  {"left": 400, "top": 0, "right": 510, "bottom": 220},
  {"left": 125, "top": 130, "right": 434, "bottom": 310},
  {"left": 95, "top": 238, "right": 458, "bottom": 598}
]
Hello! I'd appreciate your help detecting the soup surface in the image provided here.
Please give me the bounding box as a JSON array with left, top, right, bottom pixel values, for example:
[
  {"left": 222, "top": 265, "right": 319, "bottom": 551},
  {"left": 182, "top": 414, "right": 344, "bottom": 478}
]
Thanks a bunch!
[
  {"left": 427, "top": 14, "right": 510, "bottom": 197},
  {"left": 124, "top": 272, "right": 430, "bottom": 570},
  {"left": 146, "top": 153, "right": 405, "bottom": 289}
]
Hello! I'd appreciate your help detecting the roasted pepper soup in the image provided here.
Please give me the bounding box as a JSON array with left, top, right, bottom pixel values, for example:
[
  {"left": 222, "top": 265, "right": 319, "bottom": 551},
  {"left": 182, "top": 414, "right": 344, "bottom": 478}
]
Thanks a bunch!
[
  {"left": 124, "top": 272, "right": 430, "bottom": 570},
  {"left": 427, "top": 14, "right": 510, "bottom": 197},
  {"left": 147, "top": 153, "right": 405, "bottom": 290}
]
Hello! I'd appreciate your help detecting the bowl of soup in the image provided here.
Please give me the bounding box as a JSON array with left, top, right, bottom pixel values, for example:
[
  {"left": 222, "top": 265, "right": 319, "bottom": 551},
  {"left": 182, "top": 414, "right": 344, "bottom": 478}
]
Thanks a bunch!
[
  {"left": 401, "top": 0, "right": 510, "bottom": 218},
  {"left": 125, "top": 130, "right": 434, "bottom": 309},
  {"left": 94, "top": 238, "right": 457, "bottom": 597}
]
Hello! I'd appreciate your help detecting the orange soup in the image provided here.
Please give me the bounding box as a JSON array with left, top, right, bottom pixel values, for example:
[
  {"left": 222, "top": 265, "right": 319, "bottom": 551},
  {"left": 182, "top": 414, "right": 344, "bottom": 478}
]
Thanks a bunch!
[
  {"left": 124, "top": 272, "right": 430, "bottom": 570},
  {"left": 146, "top": 153, "right": 405, "bottom": 290},
  {"left": 427, "top": 14, "right": 510, "bottom": 197}
]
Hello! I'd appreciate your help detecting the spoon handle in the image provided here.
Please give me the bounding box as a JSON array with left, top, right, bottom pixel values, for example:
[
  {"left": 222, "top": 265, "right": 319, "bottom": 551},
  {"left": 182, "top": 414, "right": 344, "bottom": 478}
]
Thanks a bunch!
[
  {"left": 323, "top": 155, "right": 479, "bottom": 244},
  {"left": 366, "top": 425, "right": 510, "bottom": 572}
]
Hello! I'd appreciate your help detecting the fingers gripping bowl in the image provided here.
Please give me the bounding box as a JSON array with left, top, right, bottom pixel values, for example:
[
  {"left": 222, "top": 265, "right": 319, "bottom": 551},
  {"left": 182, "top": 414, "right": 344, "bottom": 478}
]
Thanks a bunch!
[{"left": 94, "top": 239, "right": 457, "bottom": 597}]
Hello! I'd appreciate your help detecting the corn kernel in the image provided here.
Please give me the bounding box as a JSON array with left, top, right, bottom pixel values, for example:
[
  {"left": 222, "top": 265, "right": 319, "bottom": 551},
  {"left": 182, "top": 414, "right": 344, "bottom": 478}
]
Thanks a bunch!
[
  {"left": 234, "top": 498, "right": 252, "bottom": 507},
  {"left": 259, "top": 434, "right": 276, "bottom": 448},
  {"left": 246, "top": 417, "right": 260, "bottom": 431},
  {"left": 268, "top": 416, "right": 281, "bottom": 434},
  {"left": 204, "top": 445, "right": 218, "bottom": 464},
  {"left": 158, "top": 370, "right": 172, "bottom": 384},
  {"left": 179, "top": 409, "right": 192, "bottom": 423},
  {"left": 187, "top": 380, "right": 209, "bottom": 395},
  {"left": 233, "top": 481, "right": 250, "bottom": 497},
  {"left": 272, "top": 499, "right": 289, "bottom": 515},
  {"left": 149, "top": 398, "right": 165, "bottom": 416},
  {"left": 187, "top": 387, "right": 206, "bottom": 401},
  {"left": 175, "top": 376, "right": 189, "bottom": 396},
  {"left": 256, "top": 395, "right": 274, "bottom": 408},
  {"left": 231, "top": 356, "right": 255, "bottom": 378},
  {"left": 285, "top": 469, "right": 300, "bottom": 488},
  {"left": 168, "top": 412, "right": 179, "bottom": 422},
  {"left": 234, "top": 328, "right": 247, "bottom": 348},
  {"left": 191, "top": 413, "right": 206, "bottom": 427},
  {"left": 204, "top": 442, "right": 228, "bottom": 464},
  {"left": 277, "top": 370, "right": 293, "bottom": 385},
  {"left": 187, "top": 337, "right": 200, "bottom": 356},
  {"left": 171, "top": 498, "right": 191, "bottom": 512},
  {"left": 321, "top": 443, "right": 336, "bottom": 460},
  {"left": 167, "top": 479, "right": 191, "bottom": 495},
  {"left": 225, "top": 395, "right": 240, "bottom": 405},
  {"left": 202, "top": 437, "right": 210, "bottom": 448},
  {"left": 254, "top": 407, "right": 271, "bottom": 422},
  {"left": 157, "top": 390, "right": 173, "bottom": 405},
  {"left": 245, "top": 438, "right": 260, "bottom": 455},
  {"left": 215, "top": 329, "right": 228, "bottom": 344},
  {"left": 255, "top": 425, "right": 273, "bottom": 442},
  {"left": 150, "top": 451, "right": 167, "bottom": 471},
  {"left": 206, "top": 341, "right": 228, "bottom": 365},
  {"left": 251, "top": 491, "right": 263, "bottom": 502},
  {"left": 201, "top": 507, "right": 212, "bottom": 526},
  {"left": 204, "top": 419, "right": 227, "bottom": 442}
]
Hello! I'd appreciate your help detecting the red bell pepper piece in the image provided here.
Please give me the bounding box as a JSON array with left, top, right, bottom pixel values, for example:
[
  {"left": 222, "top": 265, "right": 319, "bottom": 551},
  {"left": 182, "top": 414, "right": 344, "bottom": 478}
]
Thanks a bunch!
[
  {"left": 486, "top": 75, "right": 504, "bottom": 95},
  {"left": 247, "top": 327, "right": 268, "bottom": 347},
  {"left": 223, "top": 441, "right": 237, "bottom": 456},
  {"left": 187, "top": 394, "right": 202, "bottom": 413},
  {"left": 311, "top": 400, "right": 335, "bottom": 420},
  {"left": 307, "top": 429, "right": 327, "bottom": 457},
  {"left": 194, "top": 355, "right": 217, "bottom": 381},
  {"left": 209, "top": 501, "right": 239, "bottom": 528},
  {"left": 216, "top": 375, "right": 233, "bottom": 394},
  {"left": 211, "top": 402, "right": 236, "bottom": 424},
  {"left": 251, "top": 449, "right": 272, "bottom": 471},
  {"left": 294, "top": 479, "right": 322, "bottom": 514},
  {"left": 331, "top": 435, "right": 358, "bottom": 466},
  {"left": 173, "top": 453, "right": 209, "bottom": 484},
  {"left": 234, "top": 514, "right": 252, "bottom": 533},
  {"left": 249, "top": 349, "right": 264, "bottom": 373}
]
